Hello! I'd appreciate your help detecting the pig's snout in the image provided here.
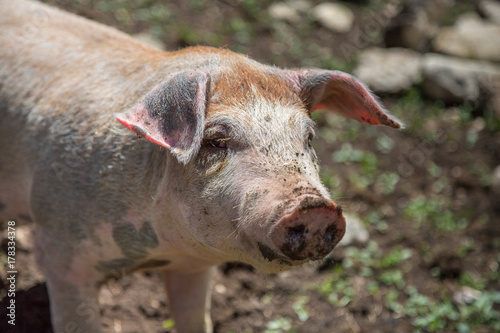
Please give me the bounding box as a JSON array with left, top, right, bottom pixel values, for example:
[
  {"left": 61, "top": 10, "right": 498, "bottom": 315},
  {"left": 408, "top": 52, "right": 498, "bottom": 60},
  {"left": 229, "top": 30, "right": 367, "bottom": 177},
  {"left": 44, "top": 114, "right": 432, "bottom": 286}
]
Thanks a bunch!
[{"left": 271, "top": 197, "right": 346, "bottom": 261}]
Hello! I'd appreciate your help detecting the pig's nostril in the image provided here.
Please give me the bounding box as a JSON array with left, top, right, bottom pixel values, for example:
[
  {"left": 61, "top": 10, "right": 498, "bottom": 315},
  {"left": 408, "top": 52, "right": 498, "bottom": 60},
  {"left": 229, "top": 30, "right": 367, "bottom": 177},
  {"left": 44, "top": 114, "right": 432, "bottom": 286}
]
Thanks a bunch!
[
  {"left": 281, "top": 225, "right": 308, "bottom": 260},
  {"left": 287, "top": 225, "right": 307, "bottom": 242},
  {"left": 324, "top": 226, "right": 335, "bottom": 243}
]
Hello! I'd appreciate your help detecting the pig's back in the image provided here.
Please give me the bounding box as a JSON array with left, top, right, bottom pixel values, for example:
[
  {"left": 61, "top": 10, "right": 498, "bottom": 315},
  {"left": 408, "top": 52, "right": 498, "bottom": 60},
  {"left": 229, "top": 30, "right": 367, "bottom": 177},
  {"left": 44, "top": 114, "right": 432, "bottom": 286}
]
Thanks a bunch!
[{"left": 0, "top": 0, "right": 164, "bottom": 221}]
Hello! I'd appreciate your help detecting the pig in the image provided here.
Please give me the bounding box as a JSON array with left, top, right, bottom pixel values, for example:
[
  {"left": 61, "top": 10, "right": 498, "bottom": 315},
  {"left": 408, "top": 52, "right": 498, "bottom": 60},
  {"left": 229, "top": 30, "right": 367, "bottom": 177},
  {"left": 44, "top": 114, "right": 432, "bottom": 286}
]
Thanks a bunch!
[{"left": 0, "top": 0, "right": 403, "bottom": 332}]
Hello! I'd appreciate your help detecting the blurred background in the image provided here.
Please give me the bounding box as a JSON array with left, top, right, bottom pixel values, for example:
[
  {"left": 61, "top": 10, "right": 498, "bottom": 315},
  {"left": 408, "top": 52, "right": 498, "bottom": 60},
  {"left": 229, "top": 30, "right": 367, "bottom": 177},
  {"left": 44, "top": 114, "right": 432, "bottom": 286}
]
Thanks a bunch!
[{"left": 2, "top": 0, "right": 499, "bottom": 332}]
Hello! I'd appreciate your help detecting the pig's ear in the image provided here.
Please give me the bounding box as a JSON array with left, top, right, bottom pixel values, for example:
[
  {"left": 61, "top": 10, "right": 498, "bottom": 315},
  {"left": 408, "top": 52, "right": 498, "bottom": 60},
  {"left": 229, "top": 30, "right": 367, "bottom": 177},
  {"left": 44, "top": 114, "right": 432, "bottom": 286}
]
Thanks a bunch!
[
  {"left": 285, "top": 69, "right": 403, "bottom": 128},
  {"left": 117, "top": 71, "right": 210, "bottom": 164}
]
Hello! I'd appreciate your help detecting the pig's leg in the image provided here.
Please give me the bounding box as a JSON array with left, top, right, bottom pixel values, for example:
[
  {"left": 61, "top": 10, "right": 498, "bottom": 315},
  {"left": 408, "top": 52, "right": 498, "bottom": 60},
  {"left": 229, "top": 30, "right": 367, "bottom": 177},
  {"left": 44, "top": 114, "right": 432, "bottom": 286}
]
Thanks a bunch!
[
  {"left": 34, "top": 229, "right": 102, "bottom": 333},
  {"left": 45, "top": 276, "right": 101, "bottom": 333},
  {"left": 164, "top": 267, "right": 215, "bottom": 333}
]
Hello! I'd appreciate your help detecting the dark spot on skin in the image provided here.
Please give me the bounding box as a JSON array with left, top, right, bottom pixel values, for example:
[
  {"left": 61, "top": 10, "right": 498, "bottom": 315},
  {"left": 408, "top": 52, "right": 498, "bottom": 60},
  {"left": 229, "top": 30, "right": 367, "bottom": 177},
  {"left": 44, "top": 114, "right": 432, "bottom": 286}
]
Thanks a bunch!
[
  {"left": 112, "top": 221, "right": 159, "bottom": 260},
  {"left": 95, "top": 258, "right": 135, "bottom": 274},
  {"left": 95, "top": 258, "right": 170, "bottom": 276},
  {"left": 139, "top": 221, "right": 160, "bottom": 248},
  {"left": 258, "top": 242, "right": 280, "bottom": 262},
  {"left": 134, "top": 259, "right": 171, "bottom": 271},
  {"left": 113, "top": 224, "right": 148, "bottom": 259},
  {"left": 18, "top": 214, "right": 33, "bottom": 222},
  {"left": 264, "top": 115, "right": 271, "bottom": 122},
  {"left": 258, "top": 242, "right": 293, "bottom": 266},
  {"left": 69, "top": 221, "right": 88, "bottom": 241},
  {"left": 0, "top": 202, "right": 5, "bottom": 211}
]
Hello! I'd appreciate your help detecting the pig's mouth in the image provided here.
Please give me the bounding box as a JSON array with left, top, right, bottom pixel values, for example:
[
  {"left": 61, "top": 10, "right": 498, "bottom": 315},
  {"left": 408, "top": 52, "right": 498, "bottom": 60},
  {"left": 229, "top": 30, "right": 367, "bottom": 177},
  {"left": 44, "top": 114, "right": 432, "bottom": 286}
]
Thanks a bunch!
[
  {"left": 258, "top": 195, "right": 346, "bottom": 266},
  {"left": 257, "top": 242, "right": 297, "bottom": 267}
]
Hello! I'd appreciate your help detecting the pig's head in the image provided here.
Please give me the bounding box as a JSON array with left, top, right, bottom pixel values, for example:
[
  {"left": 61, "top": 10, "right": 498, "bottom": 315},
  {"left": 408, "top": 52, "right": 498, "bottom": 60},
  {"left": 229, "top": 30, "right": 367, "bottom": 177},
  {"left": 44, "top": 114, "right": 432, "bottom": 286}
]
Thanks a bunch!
[{"left": 117, "top": 56, "right": 402, "bottom": 273}]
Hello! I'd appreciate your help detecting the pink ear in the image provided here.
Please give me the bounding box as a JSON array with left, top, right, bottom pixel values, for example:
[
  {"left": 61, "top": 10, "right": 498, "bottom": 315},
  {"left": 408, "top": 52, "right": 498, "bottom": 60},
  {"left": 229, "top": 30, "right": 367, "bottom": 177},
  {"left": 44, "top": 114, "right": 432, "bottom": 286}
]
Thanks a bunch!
[
  {"left": 117, "top": 104, "right": 173, "bottom": 148},
  {"left": 285, "top": 69, "right": 403, "bottom": 129},
  {"left": 116, "top": 71, "right": 210, "bottom": 164}
]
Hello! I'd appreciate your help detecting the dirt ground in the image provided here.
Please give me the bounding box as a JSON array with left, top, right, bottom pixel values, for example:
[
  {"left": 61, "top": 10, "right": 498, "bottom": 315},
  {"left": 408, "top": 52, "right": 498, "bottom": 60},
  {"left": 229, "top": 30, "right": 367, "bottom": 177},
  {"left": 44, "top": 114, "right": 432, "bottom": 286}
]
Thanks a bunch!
[{"left": 1, "top": 0, "right": 499, "bottom": 332}]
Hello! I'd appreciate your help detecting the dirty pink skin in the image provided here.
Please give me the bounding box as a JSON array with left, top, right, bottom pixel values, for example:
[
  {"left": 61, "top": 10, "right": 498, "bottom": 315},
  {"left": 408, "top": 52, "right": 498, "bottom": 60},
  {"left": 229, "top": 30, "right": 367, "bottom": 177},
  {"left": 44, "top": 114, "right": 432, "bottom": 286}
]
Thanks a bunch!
[{"left": 0, "top": 1, "right": 402, "bottom": 332}]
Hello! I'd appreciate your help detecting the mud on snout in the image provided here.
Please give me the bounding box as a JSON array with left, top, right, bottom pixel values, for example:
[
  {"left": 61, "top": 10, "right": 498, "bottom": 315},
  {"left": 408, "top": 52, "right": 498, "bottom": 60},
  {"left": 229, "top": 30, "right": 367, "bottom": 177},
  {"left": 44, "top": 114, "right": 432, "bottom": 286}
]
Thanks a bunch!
[{"left": 259, "top": 195, "right": 346, "bottom": 265}]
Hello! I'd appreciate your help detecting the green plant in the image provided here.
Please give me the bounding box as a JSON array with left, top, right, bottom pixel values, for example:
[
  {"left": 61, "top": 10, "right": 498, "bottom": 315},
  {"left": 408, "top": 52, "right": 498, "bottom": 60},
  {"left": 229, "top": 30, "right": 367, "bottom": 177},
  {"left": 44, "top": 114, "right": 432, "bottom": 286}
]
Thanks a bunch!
[
  {"left": 265, "top": 317, "right": 293, "bottom": 333},
  {"left": 379, "top": 269, "right": 406, "bottom": 288},
  {"left": 292, "top": 296, "right": 310, "bottom": 322},
  {"left": 404, "top": 196, "right": 469, "bottom": 232},
  {"left": 365, "top": 210, "right": 389, "bottom": 233},
  {"left": 162, "top": 319, "right": 175, "bottom": 329},
  {"left": 403, "top": 286, "right": 500, "bottom": 332},
  {"left": 333, "top": 143, "right": 378, "bottom": 176},
  {"left": 375, "top": 134, "right": 395, "bottom": 154},
  {"left": 374, "top": 171, "right": 400, "bottom": 194}
]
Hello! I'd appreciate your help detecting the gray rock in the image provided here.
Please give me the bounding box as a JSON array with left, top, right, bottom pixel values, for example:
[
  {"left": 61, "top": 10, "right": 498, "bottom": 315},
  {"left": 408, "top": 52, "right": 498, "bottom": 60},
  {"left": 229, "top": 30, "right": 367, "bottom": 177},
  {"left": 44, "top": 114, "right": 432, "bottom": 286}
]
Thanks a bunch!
[
  {"left": 433, "top": 13, "right": 500, "bottom": 62},
  {"left": 354, "top": 47, "right": 422, "bottom": 93},
  {"left": 339, "top": 213, "right": 369, "bottom": 246},
  {"left": 268, "top": 2, "right": 302, "bottom": 25},
  {"left": 385, "top": 0, "right": 454, "bottom": 51},
  {"left": 312, "top": 2, "right": 354, "bottom": 33},
  {"left": 453, "top": 286, "right": 481, "bottom": 305},
  {"left": 479, "top": 0, "right": 500, "bottom": 24},
  {"left": 422, "top": 53, "right": 500, "bottom": 103},
  {"left": 287, "top": 0, "right": 311, "bottom": 13}
]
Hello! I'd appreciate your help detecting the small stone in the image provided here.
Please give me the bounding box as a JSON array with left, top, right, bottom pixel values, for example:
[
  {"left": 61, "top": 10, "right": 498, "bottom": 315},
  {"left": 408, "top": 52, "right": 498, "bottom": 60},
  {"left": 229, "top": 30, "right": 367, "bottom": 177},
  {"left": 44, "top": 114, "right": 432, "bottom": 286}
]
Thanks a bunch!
[
  {"left": 385, "top": 0, "right": 454, "bottom": 51},
  {"left": 453, "top": 286, "right": 481, "bottom": 304},
  {"left": 339, "top": 213, "right": 369, "bottom": 246},
  {"left": 268, "top": 2, "right": 302, "bottom": 24},
  {"left": 354, "top": 47, "right": 422, "bottom": 93},
  {"left": 312, "top": 2, "right": 354, "bottom": 33},
  {"left": 214, "top": 283, "right": 227, "bottom": 294},
  {"left": 479, "top": 0, "right": 500, "bottom": 24},
  {"left": 288, "top": 0, "right": 311, "bottom": 13},
  {"left": 422, "top": 53, "right": 500, "bottom": 103},
  {"left": 433, "top": 13, "right": 500, "bottom": 62}
]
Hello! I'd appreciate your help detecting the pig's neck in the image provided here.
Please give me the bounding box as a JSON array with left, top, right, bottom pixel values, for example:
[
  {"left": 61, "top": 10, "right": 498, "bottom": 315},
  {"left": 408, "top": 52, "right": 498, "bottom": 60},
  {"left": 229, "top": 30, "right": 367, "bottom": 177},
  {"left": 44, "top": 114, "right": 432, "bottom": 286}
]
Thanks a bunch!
[{"left": 117, "top": 139, "right": 226, "bottom": 269}]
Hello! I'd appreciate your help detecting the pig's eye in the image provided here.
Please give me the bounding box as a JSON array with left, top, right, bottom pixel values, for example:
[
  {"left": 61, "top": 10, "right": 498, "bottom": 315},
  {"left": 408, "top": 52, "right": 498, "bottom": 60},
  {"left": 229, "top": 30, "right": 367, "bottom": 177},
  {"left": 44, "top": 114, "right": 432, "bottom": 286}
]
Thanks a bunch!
[
  {"left": 306, "top": 132, "right": 314, "bottom": 147},
  {"left": 209, "top": 138, "right": 230, "bottom": 149}
]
